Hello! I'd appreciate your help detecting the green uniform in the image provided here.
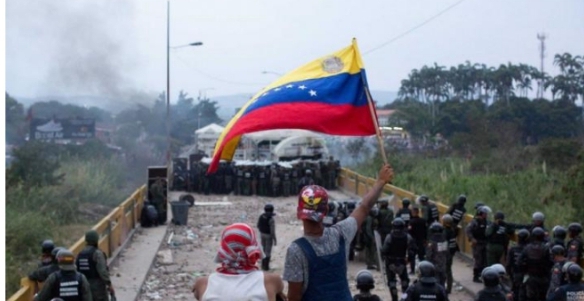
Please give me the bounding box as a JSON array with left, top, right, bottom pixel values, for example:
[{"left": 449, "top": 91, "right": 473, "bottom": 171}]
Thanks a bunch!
[
  {"left": 29, "top": 263, "right": 60, "bottom": 283},
  {"left": 364, "top": 216, "right": 378, "bottom": 268},
  {"left": 77, "top": 246, "right": 111, "bottom": 301},
  {"left": 34, "top": 270, "right": 93, "bottom": 301},
  {"left": 486, "top": 221, "right": 514, "bottom": 266}
]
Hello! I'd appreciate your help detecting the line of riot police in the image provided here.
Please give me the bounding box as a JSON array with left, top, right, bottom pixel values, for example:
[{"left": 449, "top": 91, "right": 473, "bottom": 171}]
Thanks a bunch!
[{"left": 171, "top": 157, "right": 341, "bottom": 197}]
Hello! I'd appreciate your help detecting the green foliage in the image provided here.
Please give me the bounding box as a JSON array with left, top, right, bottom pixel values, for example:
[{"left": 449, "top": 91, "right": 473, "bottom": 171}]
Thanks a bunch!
[
  {"left": 538, "top": 139, "right": 583, "bottom": 170},
  {"left": 5, "top": 93, "right": 26, "bottom": 145},
  {"left": 353, "top": 151, "right": 574, "bottom": 226},
  {"left": 7, "top": 141, "right": 65, "bottom": 188}
]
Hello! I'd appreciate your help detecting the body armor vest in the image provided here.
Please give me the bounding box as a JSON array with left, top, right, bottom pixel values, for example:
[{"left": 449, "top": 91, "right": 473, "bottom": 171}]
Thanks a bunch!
[
  {"left": 387, "top": 232, "right": 408, "bottom": 259},
  {"left": 76, "top": 247, "right": 98, "bottom": 279},
  {"left": 53, "top": 271, "right": 82, "bottom": 301},
  {"left": 257, "top": 214, "right": 272, "bottom": 234}
]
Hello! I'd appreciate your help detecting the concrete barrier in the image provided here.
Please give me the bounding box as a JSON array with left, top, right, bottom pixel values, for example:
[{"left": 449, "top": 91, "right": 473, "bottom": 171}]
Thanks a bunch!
[{"left": 8, "top": 185, "right": 147, "bottom": 301}]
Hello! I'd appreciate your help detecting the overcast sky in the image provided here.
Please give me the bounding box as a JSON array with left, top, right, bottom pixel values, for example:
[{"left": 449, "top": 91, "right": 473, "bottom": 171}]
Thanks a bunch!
[{"left": 5, "top": 0, "right": 584, "bottom": 105}]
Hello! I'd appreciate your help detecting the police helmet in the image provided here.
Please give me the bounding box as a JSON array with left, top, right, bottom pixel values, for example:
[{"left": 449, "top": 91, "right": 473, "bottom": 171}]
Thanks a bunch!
[
  {"left": 441, "top": 214, "right": 454, "bottom": 225},
  {"left": 264, "top": 203, "right": 274, "bottom": 213},
  {"left": 416, "top": 261, "right": 436, "bottom": 284},
  {"left": 305, "top": 169, "right": 312, "bottom": 175},
  {"left": 563, "top": 262, "right": 576, "bottom": 273},
  {"left": 356, "top": 270, "right": 375, "bottom": 290},
  {"left": 378, "top": 198, "right": 389, "bottom": 208},
  {"left": 418, "top": 195, "right": 429, "bottom": 204},
  {"left": 567, "top": 264, "right": 583, "bottom": 284},
  {"left": 457, "top": 194, "right": 467, "bottom": 205},
  {"left": 568, "top": 223, "right": 583, "bottom": 235},
  {"left": 481, "top": 267, "right": 500, "bottom": 287},
  {"left": 474, "top": 202, "right": 485, "bottom": 210},
  {"left": 490, "top": 263, "right": 506, "bottom": 276},
  {"left": 402, "top": 198, "right": 411, "bottom": 207},
  {"left": 369, "top": 207, "right": 379, "bottom": 217},
  {"left": 494, "top": 211, "right": 505, "bottom": 221},
  {"left": 553, "top": 226, "right": 567, "bottom": 240},
  {"left": 477, "top": 205, "right": 492, "bottom": 216},
  {"left": 392, "top": 218, "right": 405, "bottom": 230},
  {"left": 531, "top": 227, "right": 546, "bottom": 241},
  {"left": 430, "top": 222, "right": 444, "bottom": 234},
  {"left": 41, "top": 240, "right": 55, "bottom": 254},
  {"left": 346, "top": 201, "right": 357, "bottom": 211},
  {"left": 532, "top": 212, "right": 545, "bottom": 223},
  {"left": 517, "top": 229, "right": 530, "bottom": 244},
  {"left": 551, "top": 245, "right": 566, "bottom": 256},
  {"left": 51, "top": 246, "right": 64, "bottom": 258}
]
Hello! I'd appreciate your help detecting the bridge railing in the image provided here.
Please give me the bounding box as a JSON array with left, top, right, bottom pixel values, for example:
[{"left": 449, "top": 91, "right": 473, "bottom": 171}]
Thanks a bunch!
[
  {"left": 339, "top": 168, "right": 477, "bottom": 257},
  {"left": 7, "top": 185, "right": 147, "bottom": 301}
]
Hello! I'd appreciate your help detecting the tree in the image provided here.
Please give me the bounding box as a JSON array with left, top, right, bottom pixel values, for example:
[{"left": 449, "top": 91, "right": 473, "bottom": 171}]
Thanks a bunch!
[
  {"left": 7, "top": 141, "right": 65, "bottom": 188},
  {"left": 5, "top": 93, "right": 25, "bottom": 145}
]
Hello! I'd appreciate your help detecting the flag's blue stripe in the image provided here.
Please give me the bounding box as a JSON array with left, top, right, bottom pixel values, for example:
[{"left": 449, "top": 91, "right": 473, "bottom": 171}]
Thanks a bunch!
[{"left": 243, "top": 71, "right": 367, "bottom": 116}]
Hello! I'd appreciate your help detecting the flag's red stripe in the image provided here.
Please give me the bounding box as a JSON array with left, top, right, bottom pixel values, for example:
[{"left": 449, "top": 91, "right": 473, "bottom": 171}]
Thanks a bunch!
[{"left": 208, "top": 102, "right": 375, "bottom": 173}]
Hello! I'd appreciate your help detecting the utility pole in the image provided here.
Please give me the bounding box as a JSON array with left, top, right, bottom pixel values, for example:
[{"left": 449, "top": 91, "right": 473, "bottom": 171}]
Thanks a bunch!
[{"left": 537, "top": 33, "right": 547, "bottom": 99}]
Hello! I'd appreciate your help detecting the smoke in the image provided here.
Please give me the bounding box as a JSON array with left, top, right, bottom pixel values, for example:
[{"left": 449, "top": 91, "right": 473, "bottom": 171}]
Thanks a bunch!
[{"left": 7, "top": 0, "right": 154, "bottom": 112}]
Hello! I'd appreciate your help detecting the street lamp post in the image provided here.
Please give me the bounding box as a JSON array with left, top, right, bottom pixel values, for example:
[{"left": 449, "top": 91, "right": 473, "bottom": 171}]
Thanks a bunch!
[{"left": 166, "top": 0, "right": 203, "bottom": 169}]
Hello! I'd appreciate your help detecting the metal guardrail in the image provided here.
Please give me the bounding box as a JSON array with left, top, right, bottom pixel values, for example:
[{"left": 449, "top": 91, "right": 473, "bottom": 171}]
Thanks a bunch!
[{"left": 8, "top": 185, "right": 147, "bottom": 301}]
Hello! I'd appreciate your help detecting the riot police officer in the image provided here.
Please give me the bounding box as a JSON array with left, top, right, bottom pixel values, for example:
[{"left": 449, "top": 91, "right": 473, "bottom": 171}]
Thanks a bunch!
[
  {"left": 29, "top": 247, "right": 63, "bottom": 284},
  {"left": 547, "top": 245, "right": 568, "bottom": 299},
  {"left": 397, "top": 198, "right": 412, "bottom": 227},
  {"left": 474, "top": 267, "right": 507, "bottom": 301},
  {"left": 353, "top": 270, "right": 382, "bottom": 301},
  {"left": 466, "top": 205, "right": 491, "bottom": 283},
  {"left": 506, "top": 229, "right": 529, "bottom": 301},
  {"left": 381, "top": 218, "right": 416, "bottom": 301},
  {"left": 257, "top": 204, "right": 277, "bottom": 271},
  {"left": 235, "top": 165, "right": 244, "bottom": 195},
  {"left": 426, "top": 222, "right": 449, "bottom": 288},
  {"left": 282, "top": 168, "right": 291, "bottom": 197},
  {"left": 566, "top": 222, "right": 583, "bottom": 265},
  {"left": 34, "top": 249, "right": 92, "bottom": 301},
  {"left": 377, "top": 198, "right": 394, "bottom": 243},
  {"left": 403, "top": 261, "right": 449, "bottom": 301},
  {"left": 442, "top": 214, "right": 459, "bottom": 294},
  {"left": 39, "top": 240, "right": 56, "bottom": 268},
  {"left": 409, "top": 207, "right": 428, "bottom": 275},
  {"left": 519, "top": 227, "right": 553, "bottom": 301},
  {"left": 76, "top": 230, "right": 114, "bottom": 301},
  {"left": 486, "top": 211, "right": 515, "bottom": 266},
  {"left": 364, "top": 207, "right": 379, "bottom": 270},
  {"left": 418, "top": 195, "right": 439, "bottom": 226},
  {"left": 548, "top": 226, "right": 568, "bottom": 250},
  {"left": 547, "top": 264, "right": 584, "bottom": 300},
  {"left": 446, "top": 194, "right": 467, "bottom": 226}
]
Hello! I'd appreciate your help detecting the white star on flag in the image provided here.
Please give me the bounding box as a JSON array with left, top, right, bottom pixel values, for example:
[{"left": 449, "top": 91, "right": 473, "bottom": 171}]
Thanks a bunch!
[
  {"left": 274, "top": 88, "right": 281, "bottom": 92},
  {"left": 262, "top": 92, "right": 269, "bottom": 97},
  {"left": 286, "top": 84, "right": 294, "bottom": 88},
  {"left": 309, "top": 90, "right": 317, "bottom": 97},
  {"left": 299, "top": 85, "right": 307, "bottom": 90}
]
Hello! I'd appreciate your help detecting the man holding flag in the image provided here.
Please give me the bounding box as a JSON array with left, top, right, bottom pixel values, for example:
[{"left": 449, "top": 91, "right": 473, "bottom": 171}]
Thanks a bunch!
[{"left": 207, "top": 39, "right": 391, "bottom": 300}]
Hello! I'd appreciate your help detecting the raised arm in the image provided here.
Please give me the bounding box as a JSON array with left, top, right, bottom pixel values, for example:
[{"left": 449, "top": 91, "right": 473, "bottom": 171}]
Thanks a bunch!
[{"left": 350, "top": 164, "right": 394, "bottom": 231}]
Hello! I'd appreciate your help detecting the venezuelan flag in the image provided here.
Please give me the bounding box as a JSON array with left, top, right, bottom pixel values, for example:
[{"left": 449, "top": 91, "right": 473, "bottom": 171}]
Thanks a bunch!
[{"left": 207, "top": 39, "right": 378, "bottom": 173}]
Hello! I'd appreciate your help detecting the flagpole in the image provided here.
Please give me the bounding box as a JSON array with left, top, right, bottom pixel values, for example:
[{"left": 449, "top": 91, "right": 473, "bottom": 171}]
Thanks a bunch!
[{"left": 364, "top": 86, "right": 389, "bottom": 164}]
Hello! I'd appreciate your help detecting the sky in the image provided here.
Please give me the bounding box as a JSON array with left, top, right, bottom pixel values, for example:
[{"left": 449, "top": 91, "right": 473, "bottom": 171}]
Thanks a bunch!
[{"left": 5, "top": 0, "right": 584, "bottom": 107}]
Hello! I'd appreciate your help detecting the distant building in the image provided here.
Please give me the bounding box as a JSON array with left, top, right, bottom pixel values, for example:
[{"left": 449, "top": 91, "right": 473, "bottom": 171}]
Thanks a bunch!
[{"left": 376, "top": 109, "right": 396, "bottom": 126}]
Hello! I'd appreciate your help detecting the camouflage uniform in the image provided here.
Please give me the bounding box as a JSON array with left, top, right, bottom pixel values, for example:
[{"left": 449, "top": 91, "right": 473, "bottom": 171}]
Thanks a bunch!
[
  {"left": 149, "top": 179, "right": 166, "bottom": 224},
  {"left": 34, "top": 270, "right": 92, "bottom": 301},
  {"left": 444, "top": 225, "right": 459, "bottom": 293},
  {"left": 466, "top": 216, "right": 489, "bottom": 281},
  {"left": 519, "top": 240, "right": 553, "bottom": 301},
  {"left": 77, "top": 231, "right": 112, "bottom": 301},
  {"left": 547, "top": 259, "right": 568, "bottom": 299}
]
